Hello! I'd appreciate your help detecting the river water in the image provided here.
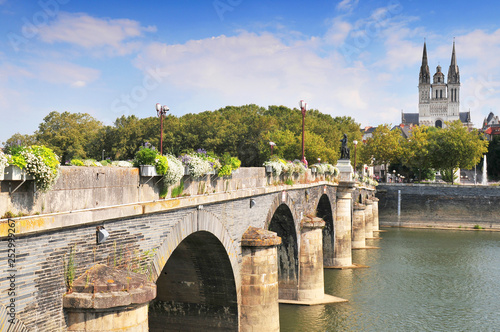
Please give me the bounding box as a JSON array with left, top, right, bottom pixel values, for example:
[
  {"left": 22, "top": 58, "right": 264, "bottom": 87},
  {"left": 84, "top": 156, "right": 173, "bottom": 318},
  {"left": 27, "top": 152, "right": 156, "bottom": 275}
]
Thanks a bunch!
[{"left": 280, "top": 228, "right": 500, "bottom": 331}]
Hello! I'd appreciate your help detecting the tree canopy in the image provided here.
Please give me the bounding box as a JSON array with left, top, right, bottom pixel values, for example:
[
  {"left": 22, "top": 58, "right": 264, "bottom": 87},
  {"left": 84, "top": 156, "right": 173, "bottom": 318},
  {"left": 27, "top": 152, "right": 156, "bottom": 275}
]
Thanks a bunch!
[{"left": 4, "top": 105, "right": 362, "bottom": 167}]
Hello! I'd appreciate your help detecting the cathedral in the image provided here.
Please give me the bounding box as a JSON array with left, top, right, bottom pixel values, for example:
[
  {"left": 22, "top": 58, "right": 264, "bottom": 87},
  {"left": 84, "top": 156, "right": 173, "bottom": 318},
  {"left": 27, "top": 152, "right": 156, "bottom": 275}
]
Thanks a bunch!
[{"left": 401, "top": 41, "right": 473, "bottom": 128}]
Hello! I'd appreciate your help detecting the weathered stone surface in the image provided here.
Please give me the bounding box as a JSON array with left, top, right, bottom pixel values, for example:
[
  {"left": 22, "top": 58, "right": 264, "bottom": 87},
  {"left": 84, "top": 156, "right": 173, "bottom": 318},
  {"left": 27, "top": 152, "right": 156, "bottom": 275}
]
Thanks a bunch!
[
  {"left": 64, "top": 264, "right": 156, "bottom": 309},
  {"left": 352, "top": 203, "right": 366, "bottom": 249},
  {"left": 241, "top": 226, "right": 282, "bottom": 247}
]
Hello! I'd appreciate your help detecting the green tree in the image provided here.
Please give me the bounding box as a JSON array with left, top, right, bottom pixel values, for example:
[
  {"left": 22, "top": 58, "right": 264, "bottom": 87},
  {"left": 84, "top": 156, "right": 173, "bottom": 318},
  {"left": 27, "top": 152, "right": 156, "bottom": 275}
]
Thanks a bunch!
[
  {"left": 360, "top": 124, "right": 403, "bottom": 174},
  {"left": 35, "top": 111, "right": 103, "bottom": 162},
  {"left": 428, "top": 120, "right": 488, "bottom": 184},
  {"left": 400, "top": 125, "right": 433, "bottom": 181},
  {"left": 2, "top": 133, "right": 38, "bottom": 152}
]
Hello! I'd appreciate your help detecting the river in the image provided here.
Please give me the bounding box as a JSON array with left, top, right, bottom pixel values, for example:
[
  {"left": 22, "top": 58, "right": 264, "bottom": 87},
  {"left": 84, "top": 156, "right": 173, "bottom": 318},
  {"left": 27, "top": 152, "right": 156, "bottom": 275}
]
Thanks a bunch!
[{"left": 279, "top": 228, "right": 500, "bottom": 331}]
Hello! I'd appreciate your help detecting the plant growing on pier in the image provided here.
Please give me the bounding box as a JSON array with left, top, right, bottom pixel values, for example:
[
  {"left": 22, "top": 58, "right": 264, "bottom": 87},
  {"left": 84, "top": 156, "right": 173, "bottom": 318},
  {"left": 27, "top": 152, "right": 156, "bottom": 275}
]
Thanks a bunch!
[{"left": 64, "top": 245, "right": 76, "bottom": 293}]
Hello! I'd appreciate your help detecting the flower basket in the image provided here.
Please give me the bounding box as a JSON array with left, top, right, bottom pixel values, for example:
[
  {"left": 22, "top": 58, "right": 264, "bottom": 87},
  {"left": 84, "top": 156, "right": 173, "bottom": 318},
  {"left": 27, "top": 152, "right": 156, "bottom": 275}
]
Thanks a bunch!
[
  {"left": 139, "top": 165, "right": 157, "bottom": 177},
  {"left": 3, "top": 165, "right": 34, "bottom": 181}
]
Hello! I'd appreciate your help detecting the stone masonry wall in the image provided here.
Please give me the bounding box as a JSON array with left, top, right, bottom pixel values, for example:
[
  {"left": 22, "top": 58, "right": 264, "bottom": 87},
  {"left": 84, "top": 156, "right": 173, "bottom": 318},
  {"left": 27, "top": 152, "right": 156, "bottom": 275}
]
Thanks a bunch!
[
  {"left": 0, "top": 167, "right": 269, "bottom": 217},
  {"left": 377, "top": 184, "right": 500, "bottom": 229},
  {"left": 0, "top": 183, "right": 340, "bottom": 331}
]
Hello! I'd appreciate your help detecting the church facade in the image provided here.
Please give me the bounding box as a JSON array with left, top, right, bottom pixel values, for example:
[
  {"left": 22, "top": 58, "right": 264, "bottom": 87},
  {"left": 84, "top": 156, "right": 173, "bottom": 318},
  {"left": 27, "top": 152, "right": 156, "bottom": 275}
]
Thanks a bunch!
[{"left": 402, "top": 41, "right": 473, "bottom": 128}]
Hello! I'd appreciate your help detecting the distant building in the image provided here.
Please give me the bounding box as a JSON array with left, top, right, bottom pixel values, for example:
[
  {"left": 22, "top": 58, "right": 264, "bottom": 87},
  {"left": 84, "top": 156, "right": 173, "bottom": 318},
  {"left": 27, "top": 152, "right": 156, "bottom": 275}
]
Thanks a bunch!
[
  {"left": 402, "top": 41, "right": 473, "bottom": 129},
  {"left": 482, "top": 112, "right": 500, "bottom": 141}
]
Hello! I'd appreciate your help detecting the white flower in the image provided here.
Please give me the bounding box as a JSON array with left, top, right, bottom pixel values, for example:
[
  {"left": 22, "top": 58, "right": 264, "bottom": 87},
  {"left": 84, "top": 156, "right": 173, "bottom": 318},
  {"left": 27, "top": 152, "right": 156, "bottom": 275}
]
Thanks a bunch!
[
  {"left": 163, "top": 154, "right": 183, "bottom": 186},
  {"left": 0, "top": 152, "right": 8, "bottom": 170}
]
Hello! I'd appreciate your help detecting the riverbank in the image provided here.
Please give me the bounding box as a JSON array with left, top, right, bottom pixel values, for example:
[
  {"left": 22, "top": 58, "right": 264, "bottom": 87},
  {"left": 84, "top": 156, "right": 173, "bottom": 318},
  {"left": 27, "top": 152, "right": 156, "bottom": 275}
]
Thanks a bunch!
[{"left": 376, "top": 183, "right": 500, "bottom": 230}]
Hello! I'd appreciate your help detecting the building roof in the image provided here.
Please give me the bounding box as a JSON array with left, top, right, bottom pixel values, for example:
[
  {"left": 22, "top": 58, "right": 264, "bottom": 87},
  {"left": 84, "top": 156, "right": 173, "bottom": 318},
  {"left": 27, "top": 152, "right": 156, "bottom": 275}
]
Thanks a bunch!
[
  {"left": 459, "top": 111, "right": 471, "bottom": 123},
  {"left": 401, "top": 112, "right": 419, "bottom": 126}
]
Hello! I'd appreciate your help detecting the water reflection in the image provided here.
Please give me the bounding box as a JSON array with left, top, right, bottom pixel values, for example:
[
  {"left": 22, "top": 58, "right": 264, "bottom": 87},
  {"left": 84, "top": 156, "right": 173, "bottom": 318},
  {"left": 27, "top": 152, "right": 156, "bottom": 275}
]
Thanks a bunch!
[{"left": 280, "top": 228, "right": 500, "bottom": 331}]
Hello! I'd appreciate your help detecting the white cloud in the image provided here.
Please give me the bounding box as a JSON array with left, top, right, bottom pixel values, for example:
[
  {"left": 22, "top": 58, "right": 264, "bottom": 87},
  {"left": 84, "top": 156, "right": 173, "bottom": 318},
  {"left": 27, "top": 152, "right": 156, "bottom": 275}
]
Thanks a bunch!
[
  {"left": 132, "top": 31, "right": 399, "bottom": 127},
  {"left": 337, "top": 0, "right": 359, "bottom": 12},
  {"left": 324, "top": 18, "right": 352, "bottom": 46},
  {"left": 33, "top": 61, "right": 100, "bottom": 87},
  {"left": 38, "top": 12, "right": 156, "bottom": 56}
]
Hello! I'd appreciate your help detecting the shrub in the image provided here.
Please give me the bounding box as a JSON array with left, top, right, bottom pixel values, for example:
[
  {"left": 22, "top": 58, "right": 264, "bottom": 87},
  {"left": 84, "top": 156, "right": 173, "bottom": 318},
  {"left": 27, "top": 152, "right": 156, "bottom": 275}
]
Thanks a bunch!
[
  {"left": 134, "top": 143, "right": 157, "bottom": 166},
  {"left": 21, "top": 145, "right": 60, "bottom": 192},
  {"left": 70, "top": 159, "right": 84, "bottom": 166},
  {"left": 155, "top": 155, "right": 169, "bottom": 175},
  {"left": 163, "top": 154, "right": 183, "bottom": 187}
]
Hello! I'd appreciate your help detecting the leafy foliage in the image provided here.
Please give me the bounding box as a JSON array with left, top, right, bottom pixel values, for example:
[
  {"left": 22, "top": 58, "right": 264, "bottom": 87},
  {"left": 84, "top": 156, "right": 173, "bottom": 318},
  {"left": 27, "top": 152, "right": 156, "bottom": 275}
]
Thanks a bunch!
[
  {"left": 428, "top": 121, "right": 488, "bottom": 184},
  {"left": 134, "top": 143, "right": 158, "bottom": 166},
  {"left": 4, "top": 105, "right": 361, "bottom": 168}
]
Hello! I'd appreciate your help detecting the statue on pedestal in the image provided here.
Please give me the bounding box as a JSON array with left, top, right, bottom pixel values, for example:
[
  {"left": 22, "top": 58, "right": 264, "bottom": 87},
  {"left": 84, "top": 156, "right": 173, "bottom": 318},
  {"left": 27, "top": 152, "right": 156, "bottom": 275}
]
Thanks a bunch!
[{"left": 340, "top": 134, "right": 350, "bottom": 160}]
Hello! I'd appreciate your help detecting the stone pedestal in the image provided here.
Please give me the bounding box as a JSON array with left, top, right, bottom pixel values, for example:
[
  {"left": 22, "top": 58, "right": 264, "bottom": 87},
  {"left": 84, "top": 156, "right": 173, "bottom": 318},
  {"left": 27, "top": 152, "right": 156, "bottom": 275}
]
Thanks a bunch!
[
  {"left": 298, "top": 217, "right": 325, "bottom": 301},
  {"left": 240, "top": 227, "right": 281, "bottom": 332},
  {"left": 352, "top": 204, "right": 366, "bottom": 249},
  {"left": 336, "top": 159, "right": 354, "bottom": 182},
  {"left": 372, "top": 197, "right": 380, "bottom": 231},
  {"left": 63, "top": 264, "right": 156, "bottom": 332},
  {"left": 364, "top": 199, "right": 374, "bottom": 239}
]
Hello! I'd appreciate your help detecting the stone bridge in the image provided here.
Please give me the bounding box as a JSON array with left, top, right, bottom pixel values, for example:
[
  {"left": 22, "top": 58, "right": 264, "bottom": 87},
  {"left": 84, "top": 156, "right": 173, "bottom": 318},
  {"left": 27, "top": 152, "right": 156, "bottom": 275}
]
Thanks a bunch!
[{"left": 0, "top": 167, "right": 378, "bottom": 331}]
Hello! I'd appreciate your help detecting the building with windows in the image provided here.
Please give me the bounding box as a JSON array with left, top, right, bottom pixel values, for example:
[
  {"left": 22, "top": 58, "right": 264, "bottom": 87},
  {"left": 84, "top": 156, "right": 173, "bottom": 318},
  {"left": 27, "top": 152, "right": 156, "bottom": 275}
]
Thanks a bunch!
[{"left": 402, "top": 41, "right": 473, "bottom": 129}]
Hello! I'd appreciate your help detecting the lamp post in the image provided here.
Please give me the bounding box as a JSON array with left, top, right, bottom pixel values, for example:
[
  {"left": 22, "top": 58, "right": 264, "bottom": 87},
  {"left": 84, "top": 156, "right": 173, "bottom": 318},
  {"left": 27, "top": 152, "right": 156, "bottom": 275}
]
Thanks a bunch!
[
  {"left": 299, "top": 100, "right": 307, "bottom": 163},
  {"left": 102, "top": 150, "right": 105, "bottom": 161},
  {"left": 353, "top": 140, "right": 358, "bottom": 175},
  {"left": 156, "top": 103, "right": 169, "bottom": 155},
  {"left": 269, "top": 141, "right": 276, "bottom": 155}
]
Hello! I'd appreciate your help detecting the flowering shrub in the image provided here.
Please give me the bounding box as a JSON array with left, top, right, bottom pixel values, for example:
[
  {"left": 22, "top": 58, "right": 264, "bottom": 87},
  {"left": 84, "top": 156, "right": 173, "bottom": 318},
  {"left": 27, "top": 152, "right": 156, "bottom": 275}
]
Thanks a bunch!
[
  {"left": 217, "top": 153, "right": 241, "bottom": 177},
  {"left": 0, "top": 151, "right": 8, "bottom": 170},
  {"left": 83, "top": 159, "right": 103, "bottom": 167},
  {"left": 181, "top": 154, "right": 212, "bottom": 178},
  {"left": 111, "top": 161, "right": 133, "bottom": 167},
  {"left": 20, "top": 145, "right": 60, "bottom": 192},
  {"left": 218, "top": 165, "right": 232, "bottom": 177},
  {"left": 163, "top": 154, "right": 183, "bottom": 186},
  {"left": 313, "top": 163, "right": 338, "bottom": 177},
  {"left": 263, "top": 158, "right": 284, "bottom": 177},
  {"left": 155, "top": 155, "right": 169, "bottom": 175},
  {"left": 70, "top": 159, "right": 84, "bottom": 166},
  {"left": 292, "top": 160, "right": 307, "bottom": 174},
  {"left": 134, "top": 143, "right": 157, "bottom": 166}
]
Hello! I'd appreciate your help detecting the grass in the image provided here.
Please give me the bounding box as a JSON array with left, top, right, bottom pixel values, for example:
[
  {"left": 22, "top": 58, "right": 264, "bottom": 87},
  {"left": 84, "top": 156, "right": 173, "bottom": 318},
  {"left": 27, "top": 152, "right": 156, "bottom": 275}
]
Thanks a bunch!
[
  {"left": 473, "top": 224, "right": 483, "bottom": 229},
  {"left": 171, "top": 180, "right": 184, "bottom": 198}
]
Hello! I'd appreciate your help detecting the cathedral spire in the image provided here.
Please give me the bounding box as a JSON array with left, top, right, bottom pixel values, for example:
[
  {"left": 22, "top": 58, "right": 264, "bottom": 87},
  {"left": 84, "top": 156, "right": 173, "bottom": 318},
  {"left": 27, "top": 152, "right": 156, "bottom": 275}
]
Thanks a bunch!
[
  {"left": 448, "top": 40, "right": 460, "bottom": 84},
  {"left": 419, "top": 42, "right": 430, "bottom": 84}
]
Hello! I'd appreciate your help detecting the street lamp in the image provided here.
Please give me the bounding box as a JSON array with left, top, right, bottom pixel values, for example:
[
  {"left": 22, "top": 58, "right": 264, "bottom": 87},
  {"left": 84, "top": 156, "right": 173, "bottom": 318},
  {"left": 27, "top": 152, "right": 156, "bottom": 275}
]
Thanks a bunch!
[
  {"left": 299, "top": 100, "right": 307, "bottom": 164},
  {"left": 269, "top": 141, "right": 276, "bottom": 155},
  {"left": 102, "top": 149, "right": 105, "bottom": 161},
  {"left": 156, "top": 103, "right": 169, "bottom": 155},
  {"left": 353, "top": 140, "right": 358, "bottom": 174}
]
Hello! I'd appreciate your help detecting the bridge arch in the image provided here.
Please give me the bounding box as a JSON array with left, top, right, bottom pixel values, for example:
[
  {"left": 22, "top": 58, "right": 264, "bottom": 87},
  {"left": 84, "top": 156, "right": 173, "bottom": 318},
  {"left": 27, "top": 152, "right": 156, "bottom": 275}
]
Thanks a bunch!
[{"left": 149, "top": 210, "right": 240, "bottom": 331}]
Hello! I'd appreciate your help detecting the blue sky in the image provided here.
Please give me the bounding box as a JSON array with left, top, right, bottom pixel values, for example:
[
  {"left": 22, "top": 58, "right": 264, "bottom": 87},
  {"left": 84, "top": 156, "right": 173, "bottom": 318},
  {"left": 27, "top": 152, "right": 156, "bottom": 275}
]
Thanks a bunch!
[{"left": 1, "top": 0, "right": 500, "bottom": 143}]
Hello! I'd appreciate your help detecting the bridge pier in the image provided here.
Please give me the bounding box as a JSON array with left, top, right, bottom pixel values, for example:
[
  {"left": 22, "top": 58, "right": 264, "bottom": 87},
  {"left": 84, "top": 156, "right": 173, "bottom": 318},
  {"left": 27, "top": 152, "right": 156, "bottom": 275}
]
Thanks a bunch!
[
  {"left": 325, "top": 182, "right": 354, "bottom": 268},
  {"left": 240, "top": 227, "right": 281, "bottom": 332},
  {"left": 372, "top": 197, "right": 380, "bottom": 231},
  {"left": 352, "top": 203, "right": 366, "bottom": 249},
  {"left": 298, "top": 217, "right": 325, "bottom": 301},
  {"left": 63, "top": 264, "right": 156, "bottom": 332},
  {"left": 364, "top": 199, "right": 374, "bottom": 239}
]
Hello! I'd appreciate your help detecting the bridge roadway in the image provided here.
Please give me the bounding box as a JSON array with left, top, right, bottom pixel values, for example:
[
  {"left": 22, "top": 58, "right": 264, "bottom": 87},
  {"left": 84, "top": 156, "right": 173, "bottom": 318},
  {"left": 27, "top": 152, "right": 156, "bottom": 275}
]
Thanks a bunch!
[{"left": 0, "top": 167, "right": 377, "bottom": 331}]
